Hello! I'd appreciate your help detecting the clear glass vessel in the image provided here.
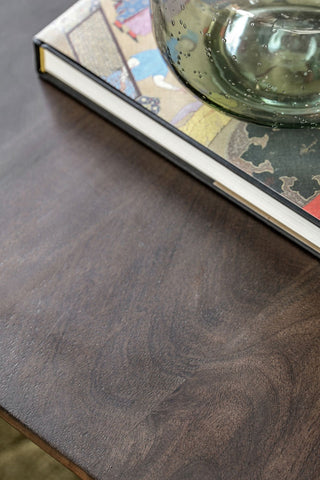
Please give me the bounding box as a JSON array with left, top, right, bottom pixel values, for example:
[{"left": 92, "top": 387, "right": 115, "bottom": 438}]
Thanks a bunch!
[{"left": 150, "top": 0, "right": 320, "bottom": 128}]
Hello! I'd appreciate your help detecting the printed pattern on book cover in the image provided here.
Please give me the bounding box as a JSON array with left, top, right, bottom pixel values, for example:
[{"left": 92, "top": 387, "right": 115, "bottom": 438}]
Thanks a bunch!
[{"left": 37, "top": 0, "right": 320, "bottom": 223}]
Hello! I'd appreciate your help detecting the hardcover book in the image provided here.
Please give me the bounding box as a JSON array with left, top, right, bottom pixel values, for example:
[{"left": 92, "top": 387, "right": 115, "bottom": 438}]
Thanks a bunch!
[{"left": 33, "top": 0, "right": 320, "bottom": 257}]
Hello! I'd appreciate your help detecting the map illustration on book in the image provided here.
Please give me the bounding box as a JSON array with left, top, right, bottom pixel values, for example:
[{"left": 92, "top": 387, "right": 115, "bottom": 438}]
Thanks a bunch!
[{"left": 34, "top": 0, "right": 320, "bottom": 256}]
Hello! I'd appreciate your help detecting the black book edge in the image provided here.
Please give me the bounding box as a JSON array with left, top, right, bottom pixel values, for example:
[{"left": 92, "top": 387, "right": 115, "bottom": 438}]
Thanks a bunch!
[{"left": 33, "top": 38, "right": 320, "bottom": 258}]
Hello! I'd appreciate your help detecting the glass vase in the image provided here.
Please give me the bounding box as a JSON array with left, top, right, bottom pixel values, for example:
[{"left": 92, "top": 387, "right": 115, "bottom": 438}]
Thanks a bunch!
[{"left": 150, "top": 0, "right": 320, "bottom": 128}]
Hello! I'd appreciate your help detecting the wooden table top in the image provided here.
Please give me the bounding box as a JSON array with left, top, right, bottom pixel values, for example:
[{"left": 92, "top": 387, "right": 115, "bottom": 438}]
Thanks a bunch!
[{"left": 1, "top": 1, "right": 319, "bottom": 479}]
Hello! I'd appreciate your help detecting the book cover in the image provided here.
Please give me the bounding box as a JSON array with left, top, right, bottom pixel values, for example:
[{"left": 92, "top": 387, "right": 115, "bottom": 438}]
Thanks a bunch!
[{"left": 34, "top": 0, "right": 320, "bottom": 256}]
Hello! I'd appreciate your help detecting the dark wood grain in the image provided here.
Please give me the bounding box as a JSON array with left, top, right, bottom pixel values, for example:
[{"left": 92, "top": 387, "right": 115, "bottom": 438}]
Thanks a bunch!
[{"left": 0, "top": 2, "right": 319, "bottom": 480}]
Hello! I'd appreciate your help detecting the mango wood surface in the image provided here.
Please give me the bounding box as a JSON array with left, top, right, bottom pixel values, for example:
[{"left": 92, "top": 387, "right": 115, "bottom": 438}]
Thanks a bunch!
[{"left": 1, "top": 1, "right": 319, "bottom": 479}]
